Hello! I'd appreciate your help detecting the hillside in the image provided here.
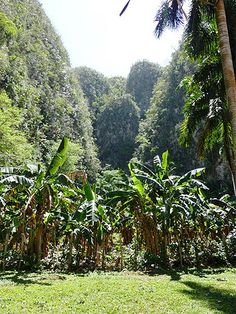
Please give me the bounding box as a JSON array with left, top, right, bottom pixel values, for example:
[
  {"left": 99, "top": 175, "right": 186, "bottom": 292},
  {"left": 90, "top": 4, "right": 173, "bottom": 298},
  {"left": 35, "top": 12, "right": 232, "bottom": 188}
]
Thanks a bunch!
[{"left": 0, "top": 0, "right": 99, "bottom": 176}]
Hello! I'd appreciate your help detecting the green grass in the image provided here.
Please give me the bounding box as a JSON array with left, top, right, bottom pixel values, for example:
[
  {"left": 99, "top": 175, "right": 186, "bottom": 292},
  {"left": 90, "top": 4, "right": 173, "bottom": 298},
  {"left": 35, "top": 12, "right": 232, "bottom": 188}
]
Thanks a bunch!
[{"left": 0, "top": 269, "right": 235, "bottom": 313}]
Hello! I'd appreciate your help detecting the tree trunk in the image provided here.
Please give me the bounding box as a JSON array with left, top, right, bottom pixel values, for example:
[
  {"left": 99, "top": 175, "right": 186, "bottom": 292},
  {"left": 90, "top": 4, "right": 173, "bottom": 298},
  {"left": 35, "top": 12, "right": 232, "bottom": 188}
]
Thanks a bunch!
[
  {"left": 195, "top": 244, "right": 200, "bottom": 268},
  {"left": 134, "top": 226, "right": 138, "bottom": 271},
  {"left": 178, "top": 236, "right": 183, "bottom": 269},
  {"left": 68, "top": 233, "right": 73, "bottom": 271},
  {"left": 215, "top": 0, "right": 236, "bottom": 194},
  {"left": 34, "top": 224, "right": 43, "bottom": 262},
  {"left": 120, "top": 233, "right": 124, "bottom": 271},
  {"left": 3, "top": 232, "right": 9, "bottom": 271},
  {"left": 161, "top": 221, "right": 168, "bottom": 268},
  {"left": 138, "top": 213, "right": 159, "bottom": 256},
  {"left": 223, "top": 118, "right": 236, "bottom": 194},
  {"left": 101, "top": 237, "right": 106, "bottom": 270}
]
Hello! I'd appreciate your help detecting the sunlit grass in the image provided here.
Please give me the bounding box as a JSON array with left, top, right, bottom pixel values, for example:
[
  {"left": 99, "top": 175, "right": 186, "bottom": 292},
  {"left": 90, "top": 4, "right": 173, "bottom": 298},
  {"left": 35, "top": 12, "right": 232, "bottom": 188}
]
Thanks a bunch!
[{"left": 0, "top": 269, "right": 235, "bottom": 313}]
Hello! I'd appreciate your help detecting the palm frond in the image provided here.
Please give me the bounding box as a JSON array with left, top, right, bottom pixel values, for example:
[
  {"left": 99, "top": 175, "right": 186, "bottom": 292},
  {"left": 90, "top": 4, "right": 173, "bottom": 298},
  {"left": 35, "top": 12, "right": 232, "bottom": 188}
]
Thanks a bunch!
[
  {"left": 154, "top": 0, "right": 185, "bottom": 38},
  {"left": 185, "top": 0, "right": 217, "bottom": 57},
  {"left": 197, "top": 116, "right": 223, "bottom": 158},
  {"left": 119, "top": 0, "right": 131, "bottom": 16}
]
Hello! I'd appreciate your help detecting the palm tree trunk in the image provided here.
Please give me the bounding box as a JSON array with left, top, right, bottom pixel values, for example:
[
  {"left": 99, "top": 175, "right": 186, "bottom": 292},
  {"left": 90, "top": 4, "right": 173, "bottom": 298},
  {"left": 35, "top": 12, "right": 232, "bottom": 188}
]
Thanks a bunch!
[
  {"left": 223, "top": 118, "right": 236, "bottom": 194},
  {"left": 215, "top": 0, "right": 236, "bottom": 193}
]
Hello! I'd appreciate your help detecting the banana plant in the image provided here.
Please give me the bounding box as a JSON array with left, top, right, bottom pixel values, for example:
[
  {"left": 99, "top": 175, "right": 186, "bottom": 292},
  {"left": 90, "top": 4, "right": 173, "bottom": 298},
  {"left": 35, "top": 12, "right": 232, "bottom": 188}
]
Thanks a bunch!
[
  {"left": 106, "top": 161, "right": 157, "bottom": 271},
  {"left": 0, "top": 137, "right": 69, "bottom": 263},
  {"left": 129, "top": 151, "right": 209, "bottom": 267},
  {"left": 65, "top": 174, "right": 113, "bottom": 269}
]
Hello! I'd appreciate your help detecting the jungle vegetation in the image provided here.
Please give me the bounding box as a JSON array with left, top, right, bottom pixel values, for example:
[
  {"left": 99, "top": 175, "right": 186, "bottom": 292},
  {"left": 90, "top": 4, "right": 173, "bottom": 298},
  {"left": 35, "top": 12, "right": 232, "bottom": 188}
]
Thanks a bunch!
[{"left": 0, "top": 0, "right": 235, "bottom": 272}]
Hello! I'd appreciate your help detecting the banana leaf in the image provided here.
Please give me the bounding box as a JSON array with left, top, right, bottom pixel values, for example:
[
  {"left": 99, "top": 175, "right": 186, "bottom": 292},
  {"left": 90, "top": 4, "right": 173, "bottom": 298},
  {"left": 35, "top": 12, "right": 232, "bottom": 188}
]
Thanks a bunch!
[
  {"left": 84, "top": 182, "right": 96, "bottom": 202},
  {"left": 46, "top": 137, "right": 69, "bottom": 176},
  {"left": 128, "top": 163, "right": 145, "bottom": 197},
  {"left": 0, "top": 175, "right": 33, "bottom": 186}
]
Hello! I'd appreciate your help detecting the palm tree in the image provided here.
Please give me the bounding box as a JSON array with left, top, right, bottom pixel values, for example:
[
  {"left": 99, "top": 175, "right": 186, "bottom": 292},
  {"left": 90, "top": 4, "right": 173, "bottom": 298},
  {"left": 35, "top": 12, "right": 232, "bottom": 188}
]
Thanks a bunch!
[
  {"left": 215, "top": 0, "right": 236, "bottom": 189},
  {"left": 155, "top": 0, "right": 236, "bottom": 192}
]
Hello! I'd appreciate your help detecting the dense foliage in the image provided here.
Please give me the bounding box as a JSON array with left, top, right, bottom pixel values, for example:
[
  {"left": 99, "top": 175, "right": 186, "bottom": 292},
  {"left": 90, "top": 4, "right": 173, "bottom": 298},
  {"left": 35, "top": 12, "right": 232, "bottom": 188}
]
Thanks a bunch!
[
  {"left": 96, "top": 94, "right": 140, "bottom": 169},
  {"left": 0, "top": 0, "right": 99, "bottom": 176},
  {"left": 0, "top": 0, "right": 235, "bottom": 273},
  {"left": 135, "top": 52, "right": 227, "bottom": 191},
  {"left": 135, "top": 49, "right": 194, "bottom": 173},
  {"left": 0, "top": 91, "right": 34, "bottom": 165},
  {"left": 74, "top": 66, "right": 110, "bottom": 108},
  {"left": 126, "top": 60, "right": 162, "bottom": 117},
  {"left": 0, "top": 144, "right": 235, "bottom": 271}
]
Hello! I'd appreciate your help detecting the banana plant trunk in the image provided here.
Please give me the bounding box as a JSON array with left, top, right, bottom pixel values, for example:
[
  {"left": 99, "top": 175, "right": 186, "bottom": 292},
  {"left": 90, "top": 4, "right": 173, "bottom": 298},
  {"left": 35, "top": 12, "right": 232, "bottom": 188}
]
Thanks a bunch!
[
  {"left": 161, "top": 222, "right": 168, "bottom": 268},
  {"left": 34, "top": 223, "right": 43, "bottom": 262},
  {"left": 3, "top": 232, "right": 9, "bottom": 271},
  {"left": 215, "top": 0, "right": 236, "bottom": 194},
  {"left": 178, "top": 234, "right": 183, "bottom": 268},
  {"left": 68, "top": 233, "right": 73, "bottom": 271},
  {"left": 119, "top": 233, "right": 124, "bottom": 270}
]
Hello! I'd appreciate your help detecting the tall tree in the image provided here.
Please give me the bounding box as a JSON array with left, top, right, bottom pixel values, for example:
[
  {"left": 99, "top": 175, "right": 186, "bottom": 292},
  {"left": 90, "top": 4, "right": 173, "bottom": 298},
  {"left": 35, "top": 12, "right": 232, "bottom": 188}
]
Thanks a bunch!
[
  {"left": 179, "top": 11, "right": 233, "bottom": 192},
  {"left": 154, "top": 0, "right": 236, "bottom": 192}
]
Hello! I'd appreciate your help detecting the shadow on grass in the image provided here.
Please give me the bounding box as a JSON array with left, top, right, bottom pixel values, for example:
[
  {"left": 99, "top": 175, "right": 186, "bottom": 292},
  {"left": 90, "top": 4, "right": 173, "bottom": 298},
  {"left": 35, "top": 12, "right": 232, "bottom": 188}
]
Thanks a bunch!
[
  {"left": 145, "top": 268, "right": 181, "bottom": 281},
  {"left": 183, "top": 268, "right": 227, "bottom": 277},
  {"left": 0, "top": 272, "right": 52, "bottom": 286},
  {"left": 146, "top": 267, "right": 227, "bottom": 281},
  {"left": 181, "top": 280, "right": 236, "bottom": 314}
]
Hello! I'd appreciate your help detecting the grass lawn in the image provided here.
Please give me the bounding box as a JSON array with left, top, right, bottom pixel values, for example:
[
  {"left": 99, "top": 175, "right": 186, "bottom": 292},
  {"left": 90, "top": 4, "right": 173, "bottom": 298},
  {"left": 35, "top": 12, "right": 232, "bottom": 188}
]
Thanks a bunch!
[{"left": 0, "top": 268, "right": 235, "bottom": 313}]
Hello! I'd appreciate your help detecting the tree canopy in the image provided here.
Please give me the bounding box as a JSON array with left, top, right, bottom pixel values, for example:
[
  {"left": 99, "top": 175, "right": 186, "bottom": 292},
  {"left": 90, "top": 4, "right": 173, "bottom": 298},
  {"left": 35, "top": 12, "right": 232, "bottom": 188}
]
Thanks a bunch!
[
  {"left": 126, "top": 60, "right": 162, "bottom": 117},
  {"left": 96, "top": 94, "right": 140, "bottom": 169}
]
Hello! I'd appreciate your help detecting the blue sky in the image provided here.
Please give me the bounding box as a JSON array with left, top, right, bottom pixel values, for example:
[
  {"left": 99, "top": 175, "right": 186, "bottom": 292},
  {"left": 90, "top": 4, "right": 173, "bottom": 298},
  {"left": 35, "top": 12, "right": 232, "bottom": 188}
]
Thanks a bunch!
[{"left": 39, "top": 0, "right": 185, "bottom": 77}]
